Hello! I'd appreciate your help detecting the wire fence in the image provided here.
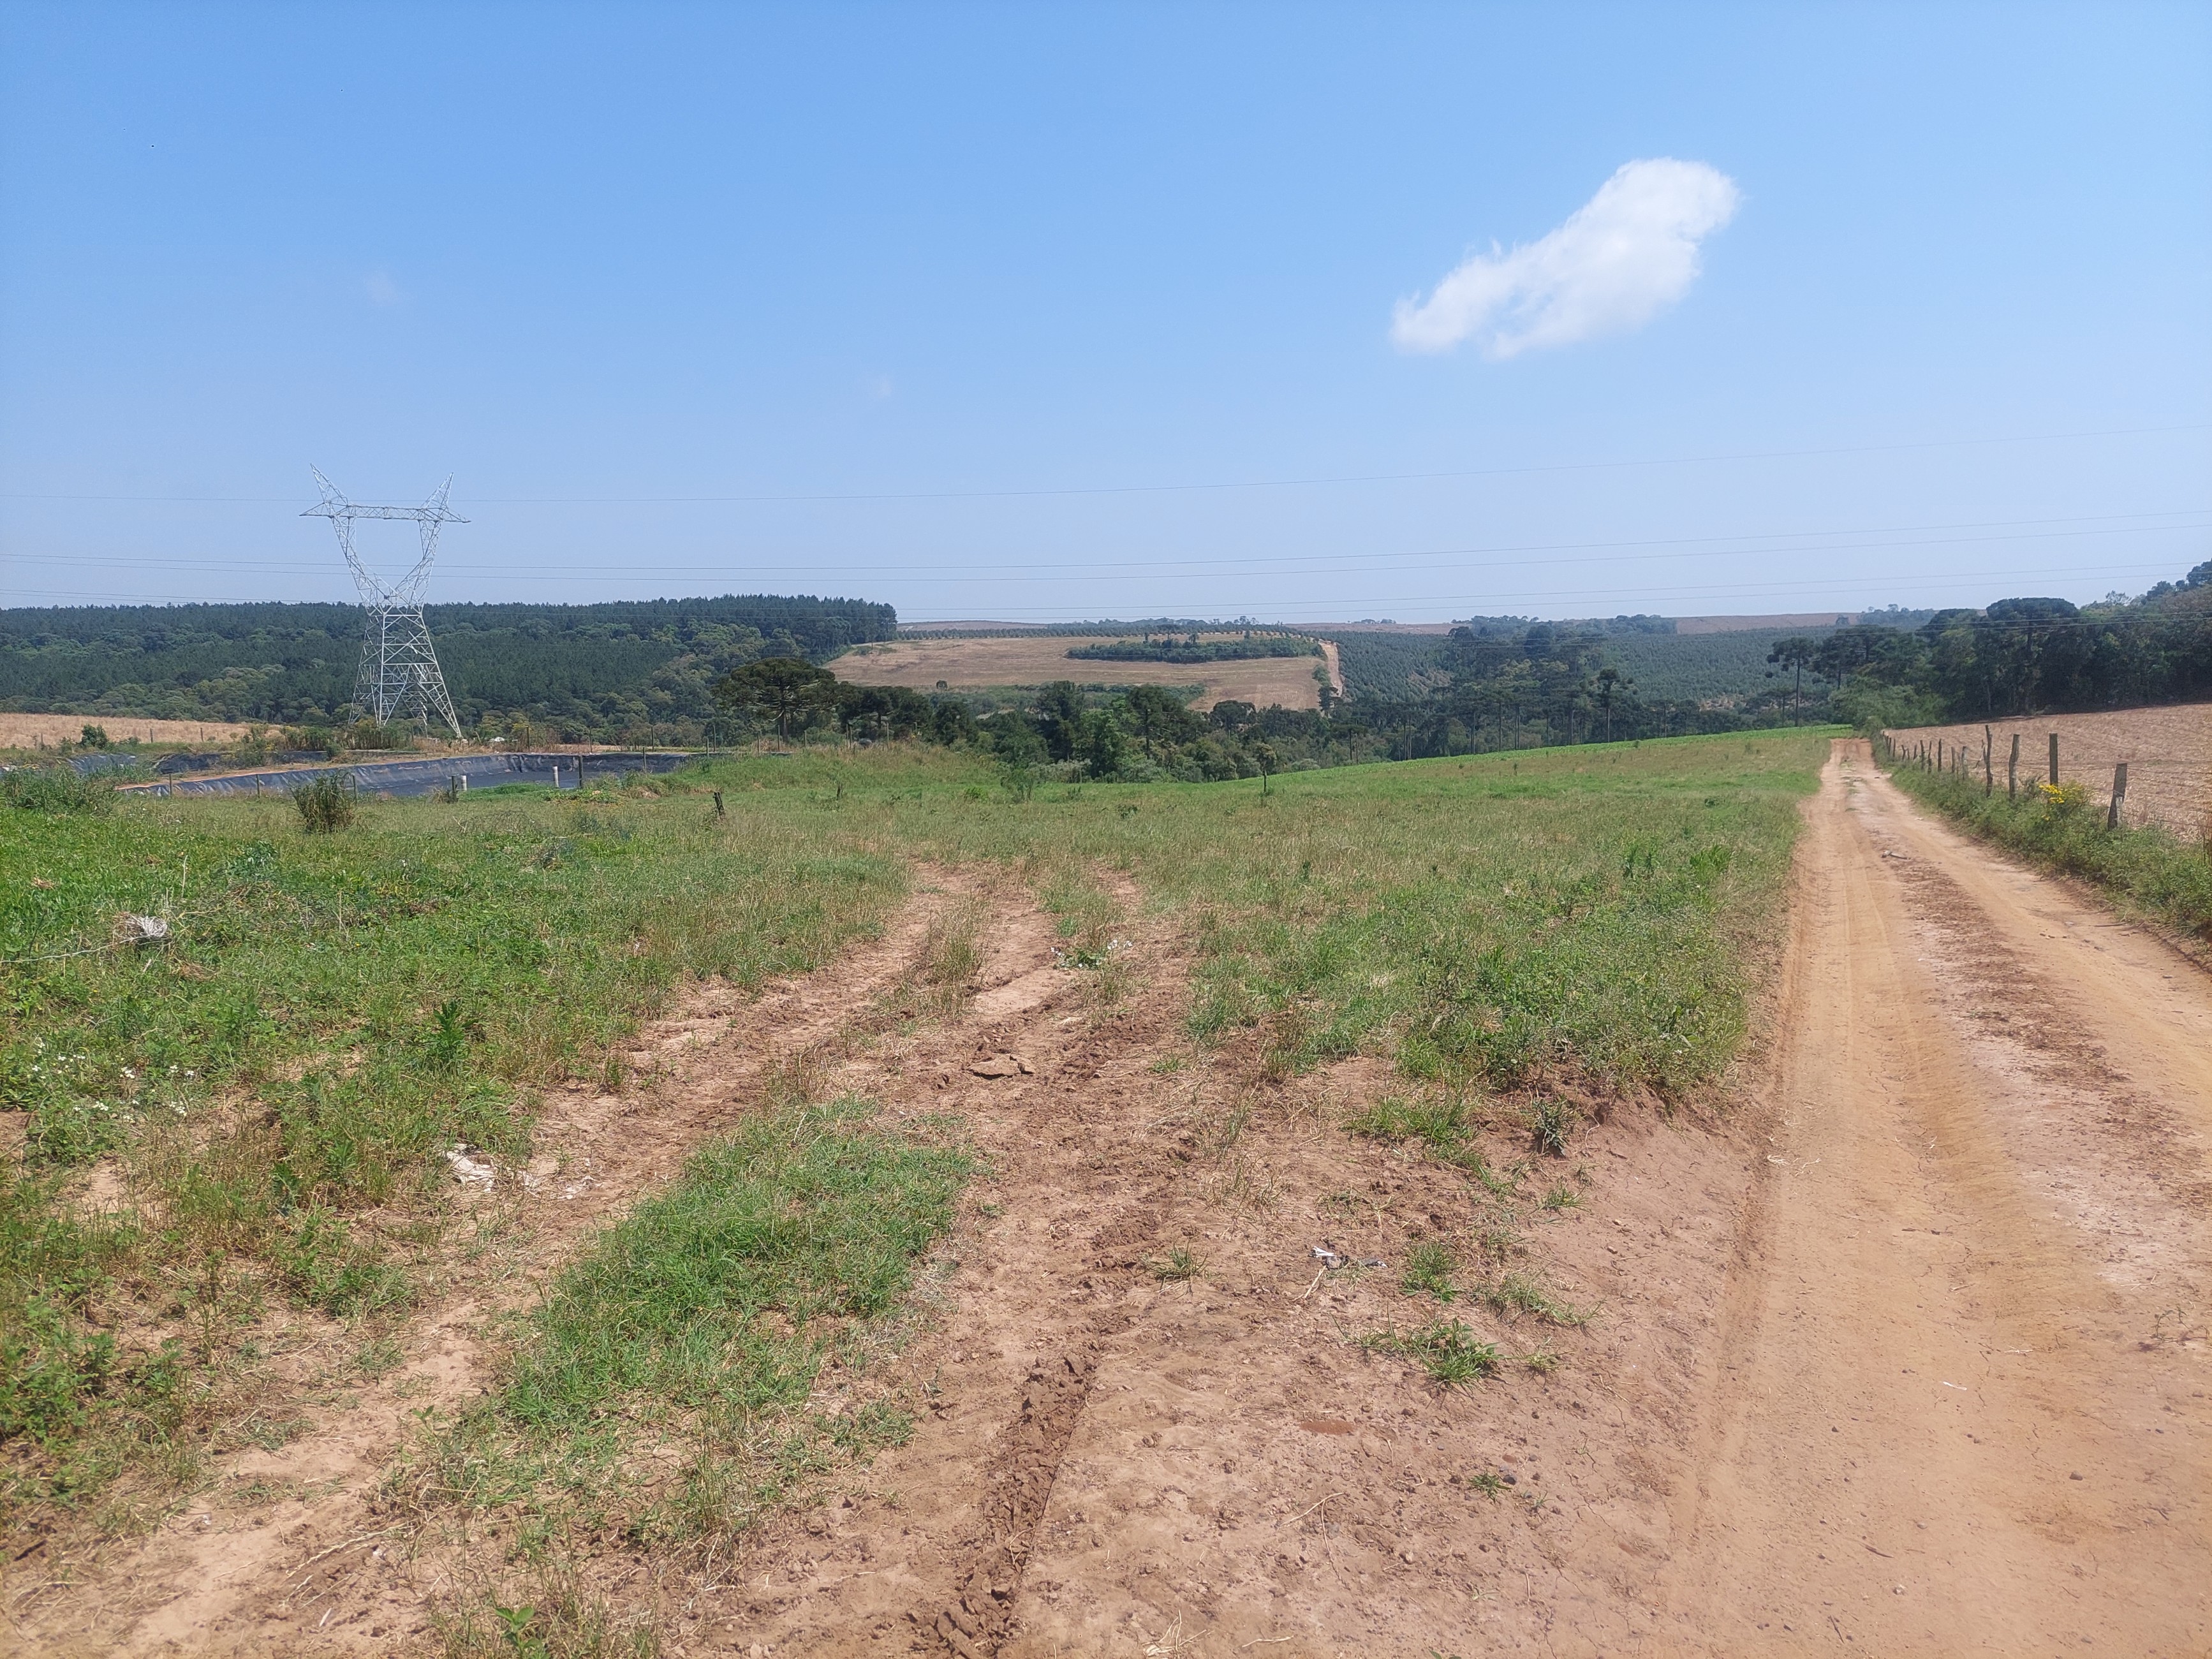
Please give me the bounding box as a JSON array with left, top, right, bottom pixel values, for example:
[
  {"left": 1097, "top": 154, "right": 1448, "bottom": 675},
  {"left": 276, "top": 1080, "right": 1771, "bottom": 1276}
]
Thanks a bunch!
[{"left": 1878, "top": 712, "right": 2212, "bottom": 841}]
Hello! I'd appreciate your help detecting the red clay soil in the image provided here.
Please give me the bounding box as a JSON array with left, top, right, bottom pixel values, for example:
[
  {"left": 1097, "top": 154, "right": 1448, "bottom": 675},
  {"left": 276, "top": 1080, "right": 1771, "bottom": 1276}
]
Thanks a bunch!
[{"left": 11, "top": 742, "right": 2210, "bottom": 1655}]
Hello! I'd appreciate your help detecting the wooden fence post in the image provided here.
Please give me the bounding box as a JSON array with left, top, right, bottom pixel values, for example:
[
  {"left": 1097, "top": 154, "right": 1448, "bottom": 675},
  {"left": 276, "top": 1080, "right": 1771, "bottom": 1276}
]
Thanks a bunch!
[
  {"left": 1984, "top": 726, "right": 1993, "bottom": 795},
  {"left": 2008, "top": 733, "right": 2019, "bottom": 800},
  {"left": 2049, "top": 732, "right": 2060, "bottom": 787},
  {"left": 2107, "top": 762, "right": 2127, "bottom": 829}
]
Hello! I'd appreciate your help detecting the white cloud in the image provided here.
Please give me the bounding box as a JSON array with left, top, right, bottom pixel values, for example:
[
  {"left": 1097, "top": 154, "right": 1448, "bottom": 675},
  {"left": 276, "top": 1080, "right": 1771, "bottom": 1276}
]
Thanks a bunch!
[{"left": 1392, "top": 158, "right": 1740, "bottom": 359}]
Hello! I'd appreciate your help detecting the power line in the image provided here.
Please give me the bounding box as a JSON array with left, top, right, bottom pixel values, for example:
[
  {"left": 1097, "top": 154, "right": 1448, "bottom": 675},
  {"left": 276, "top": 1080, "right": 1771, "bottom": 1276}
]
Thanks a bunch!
[
  {"left": 5, "top": 557, "right": 2190, "bottom": 617},
  {"left": 9, "top": 508, "right": 2208, "bottom": 584},
  {"left": 3, "top": 421, "right": 2206, "bottom": 507}
]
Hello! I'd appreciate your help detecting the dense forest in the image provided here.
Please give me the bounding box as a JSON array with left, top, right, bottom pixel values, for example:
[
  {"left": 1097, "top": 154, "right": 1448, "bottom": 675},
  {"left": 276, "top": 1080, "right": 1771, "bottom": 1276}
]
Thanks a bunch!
[
  {"left": 1792, "top": 563, "right": 2212, "bottom": 728},
  {"left": 0, "top": 596, "right": 896, "bottom": 742},
  {"left": 12, "top": 564, "right": 2206, "bottom": 763}
]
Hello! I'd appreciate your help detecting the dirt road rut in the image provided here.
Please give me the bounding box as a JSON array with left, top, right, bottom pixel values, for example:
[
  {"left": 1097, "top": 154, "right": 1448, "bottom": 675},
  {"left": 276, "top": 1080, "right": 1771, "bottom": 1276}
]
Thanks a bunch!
[{"left": 1664, "top": 741, "right": 2211, "bottom": 1653}]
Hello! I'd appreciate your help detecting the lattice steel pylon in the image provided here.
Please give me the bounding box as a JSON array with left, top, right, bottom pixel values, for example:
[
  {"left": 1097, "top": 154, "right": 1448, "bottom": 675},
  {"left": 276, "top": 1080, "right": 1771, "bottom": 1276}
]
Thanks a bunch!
[{"left": 303, "top": 467, "right": 466, "bottom": 738}]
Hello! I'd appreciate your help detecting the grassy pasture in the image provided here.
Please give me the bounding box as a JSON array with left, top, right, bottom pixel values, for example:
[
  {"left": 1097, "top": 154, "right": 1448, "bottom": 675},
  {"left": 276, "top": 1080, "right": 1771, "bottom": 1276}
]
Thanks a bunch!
[
  {"left": 836, "top": 731, "right": 1827, "bottom": 1092},
  {"left": 0, "top": 773, "right": 906, "bottom": 1521},
  {"left": 0, "top": 728, "right": 1825, "bottom": 1542}
]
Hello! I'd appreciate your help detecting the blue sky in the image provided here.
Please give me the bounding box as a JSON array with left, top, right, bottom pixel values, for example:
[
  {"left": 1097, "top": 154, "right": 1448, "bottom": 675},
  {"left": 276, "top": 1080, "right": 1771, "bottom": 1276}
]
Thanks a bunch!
[{"left": 3, "top": 2, "right": 2208, "bottom": 623}]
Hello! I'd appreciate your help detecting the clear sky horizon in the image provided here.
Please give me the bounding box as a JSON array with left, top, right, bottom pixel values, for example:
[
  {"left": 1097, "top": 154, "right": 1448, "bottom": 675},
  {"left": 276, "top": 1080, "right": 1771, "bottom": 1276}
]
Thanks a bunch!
[{"left": 3, "top": 2, "right": 2208, "bottom": 625}]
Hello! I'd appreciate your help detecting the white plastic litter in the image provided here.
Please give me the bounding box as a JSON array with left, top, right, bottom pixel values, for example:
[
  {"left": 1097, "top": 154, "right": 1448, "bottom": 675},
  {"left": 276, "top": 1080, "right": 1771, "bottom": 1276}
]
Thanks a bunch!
[{"left": 445, "top": 1143, "right": 497, "bottom": 1190}]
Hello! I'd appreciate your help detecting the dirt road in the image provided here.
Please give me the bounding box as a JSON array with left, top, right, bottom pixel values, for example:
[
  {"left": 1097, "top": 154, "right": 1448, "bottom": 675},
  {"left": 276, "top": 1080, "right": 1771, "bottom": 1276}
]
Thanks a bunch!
[
  {"left": 1663, "top": 740, "right": 2211, "bottom": 1653},
  {"left": 14, "top": 741, "right": 2207, "bottom": 1656}
]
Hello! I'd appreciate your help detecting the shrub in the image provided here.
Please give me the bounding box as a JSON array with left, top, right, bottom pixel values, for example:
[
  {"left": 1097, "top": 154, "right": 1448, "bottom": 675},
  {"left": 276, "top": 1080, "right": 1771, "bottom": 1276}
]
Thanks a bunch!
[
  {"left": 1, "top": 765, "right": 114, "bottom": 815},
  {"left": 2037, "top": 779, "right": 2090, "bottom": 820},
  {"left": 292, "top": 774, "right": 357, "bottom": 834}
]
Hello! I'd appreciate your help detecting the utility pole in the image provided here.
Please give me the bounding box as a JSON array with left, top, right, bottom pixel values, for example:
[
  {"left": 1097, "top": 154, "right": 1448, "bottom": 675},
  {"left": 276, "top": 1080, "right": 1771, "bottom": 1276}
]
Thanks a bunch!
[{"left": 304, "top": 468, "right": 466, "bottom": 739}]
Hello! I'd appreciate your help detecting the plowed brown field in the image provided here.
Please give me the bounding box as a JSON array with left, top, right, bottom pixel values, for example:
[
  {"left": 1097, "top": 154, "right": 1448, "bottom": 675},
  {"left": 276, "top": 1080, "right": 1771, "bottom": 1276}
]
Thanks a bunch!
[
  {"left": 1887, "top": 702, "right": 2212, "bottom": 839},
  {"left": 832, "top": 636, "right": 1338, "bottom": 712}
]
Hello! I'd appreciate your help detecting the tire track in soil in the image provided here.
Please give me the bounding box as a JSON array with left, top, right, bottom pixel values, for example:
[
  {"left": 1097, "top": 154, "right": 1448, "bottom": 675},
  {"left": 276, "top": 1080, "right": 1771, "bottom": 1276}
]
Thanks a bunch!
[
  {"left": 704, "top": 885, "right": 1776, "bottom": 1657},
  {"left": 7, "top": 878, "right": 969, "bottom": 1659},
  {"left": 693, "top": 881, "right": 1198, "bottom": 1658},
  {"left": 931, "top": 1191, "right": 1173, "bottom": 1659}
]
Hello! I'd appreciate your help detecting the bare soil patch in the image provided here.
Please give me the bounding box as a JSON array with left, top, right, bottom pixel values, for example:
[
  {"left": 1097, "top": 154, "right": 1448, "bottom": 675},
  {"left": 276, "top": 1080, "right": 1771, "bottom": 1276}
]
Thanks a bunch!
[
  {"left": 831, "top": 638, "right": 1336, "bottom": 712},
  {"left": 540, "top": 901, "right": 1774, "bottom": 1656},
  {"left": 1889, "top": 701, "right": 2212, "bottom": 839}
]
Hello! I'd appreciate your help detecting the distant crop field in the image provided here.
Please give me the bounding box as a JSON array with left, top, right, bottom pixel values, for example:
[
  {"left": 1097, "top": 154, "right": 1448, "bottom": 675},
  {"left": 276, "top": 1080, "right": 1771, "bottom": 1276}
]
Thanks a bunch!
[
  {"left": 1887, "top": 703, "right": 2212, "bottom": 840},
  {"left": 0, "top": 712, "right": 256, "bottom": 751},
  {"left": 832, "top": 633, "right": 1336, "bottom": 711}
]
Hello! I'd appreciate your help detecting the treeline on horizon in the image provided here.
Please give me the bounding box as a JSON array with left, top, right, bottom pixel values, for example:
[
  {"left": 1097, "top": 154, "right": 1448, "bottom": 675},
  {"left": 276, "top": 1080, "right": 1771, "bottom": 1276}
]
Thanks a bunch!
[
  {"left": 7, "top": 563, "right": 2208, "bottom": 761},
  {"left": 872, "top": 565, "right": 2212, "bottom": 783},
  {"left": 0, "top": 595, "right": 896, "bottom": 740},
  {"left": 1758, "top": 561, "right": 2212, "bottom": 730}
]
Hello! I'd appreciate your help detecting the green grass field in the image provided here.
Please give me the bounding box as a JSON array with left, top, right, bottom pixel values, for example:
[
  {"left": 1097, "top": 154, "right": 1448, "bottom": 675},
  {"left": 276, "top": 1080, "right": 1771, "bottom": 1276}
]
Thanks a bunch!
[{"left": 0, "top": 730, "right": 1827, "bottom": 1544}]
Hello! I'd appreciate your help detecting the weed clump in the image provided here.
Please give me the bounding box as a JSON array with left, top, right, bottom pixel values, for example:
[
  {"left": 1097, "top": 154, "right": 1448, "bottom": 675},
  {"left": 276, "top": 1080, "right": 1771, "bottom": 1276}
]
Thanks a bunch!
[
  {"left": 291, "top": 773, "right": 357, "bottom": 834},
  {"left": 1363, "top": 1318, "right": 1500, "bottom": 1386},
  {"left": 1480, "top": 1272, "right": 1589, "bottom": 1327},
  {"left": 1149, "top": 1246, "right": 1202, "bottom": 1282},
  {"left": 1530, "top": 1098, "right": 1574, "bottom": 1158},
  {"left": 1, "top": 765, "right": 114, "bottom": 815},
  {"left": 1399, "top": 1240, "right": 1456, "bottom": 1301}
]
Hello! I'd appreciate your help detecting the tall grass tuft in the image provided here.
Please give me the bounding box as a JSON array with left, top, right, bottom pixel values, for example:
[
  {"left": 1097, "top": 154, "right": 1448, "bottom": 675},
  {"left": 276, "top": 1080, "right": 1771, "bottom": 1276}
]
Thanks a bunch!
[
  {"left": 291, "top": 773, "right": 357, "bottom": 834},
  {"left": 1, "top": 765, "right": 114, "bottom": 816}
]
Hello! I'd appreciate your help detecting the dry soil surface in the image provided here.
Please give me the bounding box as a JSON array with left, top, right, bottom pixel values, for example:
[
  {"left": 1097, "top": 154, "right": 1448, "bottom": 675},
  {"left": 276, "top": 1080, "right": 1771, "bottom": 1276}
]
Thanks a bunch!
[
  {"left": 1660, "top": 740, "right": 2210, "bottom": 1654},
  {"left": 830, "top": 637, "right": 1336, "bottom": 712},
  {"left": 1887, "top": 702, "right": 2212, "bottom": 840},
  {"left": 0, "top": 716, "right": 256, "bottom": 751}
]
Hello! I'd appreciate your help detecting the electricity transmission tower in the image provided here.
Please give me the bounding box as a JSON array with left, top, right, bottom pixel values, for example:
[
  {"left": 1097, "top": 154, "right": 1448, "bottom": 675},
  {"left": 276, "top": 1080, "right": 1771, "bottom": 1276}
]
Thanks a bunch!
[{"left": 304, "top": 467, "right": 466, "bottom": 738}]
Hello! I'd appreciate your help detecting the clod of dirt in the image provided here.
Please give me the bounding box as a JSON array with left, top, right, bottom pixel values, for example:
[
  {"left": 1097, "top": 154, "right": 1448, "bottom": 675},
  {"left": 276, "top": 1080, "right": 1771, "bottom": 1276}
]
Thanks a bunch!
[
  {"left": 930, "top": 1351, "right": 1098, "bottom": 1656},
  {"left": 968, "top": 1053, "right": 1032, "bottom": 1078}
]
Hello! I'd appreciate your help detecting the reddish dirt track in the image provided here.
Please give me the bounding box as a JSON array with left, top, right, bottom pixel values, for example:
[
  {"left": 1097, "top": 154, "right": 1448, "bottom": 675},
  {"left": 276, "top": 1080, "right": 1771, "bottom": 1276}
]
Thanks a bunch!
[{"left": 1660, "top": 741, "right": 2211, "bottom": 1653}]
